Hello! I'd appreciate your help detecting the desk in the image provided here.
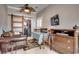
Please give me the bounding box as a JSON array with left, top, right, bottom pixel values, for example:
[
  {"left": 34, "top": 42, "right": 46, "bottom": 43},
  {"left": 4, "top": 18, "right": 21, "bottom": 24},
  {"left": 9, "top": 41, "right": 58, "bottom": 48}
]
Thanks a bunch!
[{"left": 0, "top": 36, "right": 27, "bottom": 54}]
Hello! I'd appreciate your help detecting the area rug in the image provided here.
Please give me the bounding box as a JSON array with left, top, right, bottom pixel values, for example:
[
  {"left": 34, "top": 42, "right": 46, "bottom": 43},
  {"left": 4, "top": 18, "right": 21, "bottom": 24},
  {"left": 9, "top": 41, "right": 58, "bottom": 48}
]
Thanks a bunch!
[{"left": 25, "top": 41, "right": 40, "bottom": 50}]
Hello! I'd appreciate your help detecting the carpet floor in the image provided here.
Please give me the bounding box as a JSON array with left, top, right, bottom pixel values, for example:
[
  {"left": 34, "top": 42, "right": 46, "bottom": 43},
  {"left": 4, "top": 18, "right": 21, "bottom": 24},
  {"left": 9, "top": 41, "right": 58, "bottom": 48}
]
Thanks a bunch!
[{"left": 5, "top": 46, "right": 58, "bottom": 54}]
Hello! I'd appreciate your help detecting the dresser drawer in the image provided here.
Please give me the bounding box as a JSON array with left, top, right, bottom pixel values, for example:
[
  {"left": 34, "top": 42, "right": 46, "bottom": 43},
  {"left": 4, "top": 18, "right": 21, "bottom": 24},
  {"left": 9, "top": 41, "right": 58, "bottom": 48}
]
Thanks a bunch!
[
  {"left": 54, "top": 44, "right": 73, "bottom": 53},
  {"left": 54, "top": 43, "right": 74, "bottom": 54},
  {"left": 53, "top": 35, "right": 74, "bottom": 54}
]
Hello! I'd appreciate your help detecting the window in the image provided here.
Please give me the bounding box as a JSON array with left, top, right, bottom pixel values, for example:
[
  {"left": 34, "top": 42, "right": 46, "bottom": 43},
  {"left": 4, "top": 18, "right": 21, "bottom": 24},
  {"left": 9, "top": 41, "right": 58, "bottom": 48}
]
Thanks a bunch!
[
  {"left": 12, "top": 15, "right": 23, "bottom": 33},
  {"left": 37, "top": 17, "right": 42, "bottom": 28}
]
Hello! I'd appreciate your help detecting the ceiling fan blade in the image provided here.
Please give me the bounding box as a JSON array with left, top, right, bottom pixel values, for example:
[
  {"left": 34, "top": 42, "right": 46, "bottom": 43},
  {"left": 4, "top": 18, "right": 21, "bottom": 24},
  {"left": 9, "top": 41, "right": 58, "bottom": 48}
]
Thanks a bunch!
[
  {"left": 29, "top": 7, "right": 36, "bottom": 12},
  {"left": 19, "top": 8, "right": 24, "bottom": 12},
  {"left": 20, "top": 4, "right": 28, "bottom": 9}
]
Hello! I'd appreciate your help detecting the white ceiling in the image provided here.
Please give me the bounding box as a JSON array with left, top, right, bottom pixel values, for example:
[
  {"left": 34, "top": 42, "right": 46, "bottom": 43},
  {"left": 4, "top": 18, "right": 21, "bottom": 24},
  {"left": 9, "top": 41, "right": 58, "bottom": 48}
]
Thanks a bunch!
[
  {"left": 7, "top": 4, "right": 49, "bottom": 13},
  {"left": 7, "top": 4, "right": 49, "bottom": 17}
]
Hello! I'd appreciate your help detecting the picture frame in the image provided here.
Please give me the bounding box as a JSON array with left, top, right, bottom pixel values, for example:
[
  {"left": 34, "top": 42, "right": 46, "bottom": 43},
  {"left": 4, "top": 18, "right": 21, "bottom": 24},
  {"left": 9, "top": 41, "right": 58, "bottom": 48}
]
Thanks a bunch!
[{"left": 50, "top": 14, "right": 59, "bottom": 26}]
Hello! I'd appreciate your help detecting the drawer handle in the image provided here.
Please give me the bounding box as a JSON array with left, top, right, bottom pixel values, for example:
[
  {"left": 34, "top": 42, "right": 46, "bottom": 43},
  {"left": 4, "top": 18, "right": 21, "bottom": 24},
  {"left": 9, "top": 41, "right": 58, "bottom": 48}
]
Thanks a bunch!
[
  {"left": 68, "top": 40, "right": 71, "bottom": 43},
  {"left": 67, "top": 46, "right": 71, "bottom": 49}
]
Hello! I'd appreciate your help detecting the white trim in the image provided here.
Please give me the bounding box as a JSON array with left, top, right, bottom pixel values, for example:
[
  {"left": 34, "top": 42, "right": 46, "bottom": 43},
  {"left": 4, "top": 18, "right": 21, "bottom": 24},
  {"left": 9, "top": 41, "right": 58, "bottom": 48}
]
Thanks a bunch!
[{"left": 8, "top": 6, "right": 21, "bottom": 10}]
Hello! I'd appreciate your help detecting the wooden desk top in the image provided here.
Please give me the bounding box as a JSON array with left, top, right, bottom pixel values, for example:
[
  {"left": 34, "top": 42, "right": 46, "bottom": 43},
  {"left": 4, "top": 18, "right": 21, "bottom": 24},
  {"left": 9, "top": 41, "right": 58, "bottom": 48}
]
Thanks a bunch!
[{"left": 0, "top": 36, "right": 27, "bottom": 43}]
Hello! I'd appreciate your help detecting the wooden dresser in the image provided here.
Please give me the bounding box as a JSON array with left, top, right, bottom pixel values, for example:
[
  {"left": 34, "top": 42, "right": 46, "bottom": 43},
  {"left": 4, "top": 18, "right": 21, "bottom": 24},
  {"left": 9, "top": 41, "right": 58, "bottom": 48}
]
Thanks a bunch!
[{"left": 50, "top": 29, "right": 76, "bottom": 54}]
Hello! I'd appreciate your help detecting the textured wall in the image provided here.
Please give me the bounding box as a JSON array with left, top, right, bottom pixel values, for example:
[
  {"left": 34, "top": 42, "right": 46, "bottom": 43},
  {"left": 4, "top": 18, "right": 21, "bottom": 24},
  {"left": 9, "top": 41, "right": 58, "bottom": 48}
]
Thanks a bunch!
[
  {"left": 37, "top": 4, "right": 79, "bottom": 29},
  {"left": 0, "top": 5, "right": 8, "bottom": 35}
]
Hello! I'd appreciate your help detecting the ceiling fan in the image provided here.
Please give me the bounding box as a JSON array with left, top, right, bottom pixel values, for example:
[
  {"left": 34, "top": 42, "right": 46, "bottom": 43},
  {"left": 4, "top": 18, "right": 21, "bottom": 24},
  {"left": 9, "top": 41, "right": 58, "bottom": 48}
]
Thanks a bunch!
[{"left": 20, "top": 4, "right": 36, "bottom": 14}]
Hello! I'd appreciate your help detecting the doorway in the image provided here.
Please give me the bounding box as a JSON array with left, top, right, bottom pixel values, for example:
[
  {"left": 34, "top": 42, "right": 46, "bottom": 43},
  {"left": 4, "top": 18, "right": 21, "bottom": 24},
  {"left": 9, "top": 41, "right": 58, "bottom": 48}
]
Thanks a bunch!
[{"left": 24, "top": 19, "right": 31, "bottom": 36}]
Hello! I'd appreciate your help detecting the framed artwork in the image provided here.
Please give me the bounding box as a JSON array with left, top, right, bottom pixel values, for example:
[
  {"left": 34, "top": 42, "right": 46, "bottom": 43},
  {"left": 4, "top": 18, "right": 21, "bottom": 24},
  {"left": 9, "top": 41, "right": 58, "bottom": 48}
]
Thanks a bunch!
[{"left": 50, "top": 14, "right": 59, "bottom": 26}]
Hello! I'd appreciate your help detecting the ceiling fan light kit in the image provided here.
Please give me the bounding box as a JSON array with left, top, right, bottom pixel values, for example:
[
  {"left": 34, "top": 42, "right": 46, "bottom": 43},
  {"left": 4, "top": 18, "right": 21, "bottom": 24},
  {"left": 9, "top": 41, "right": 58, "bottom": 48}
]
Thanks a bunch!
[
  {"left": 24, "top": 9, "right": 30, "bottom": 13},
  {"left": 20, "top": 4, "right": 36, "bottom": 14}
]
